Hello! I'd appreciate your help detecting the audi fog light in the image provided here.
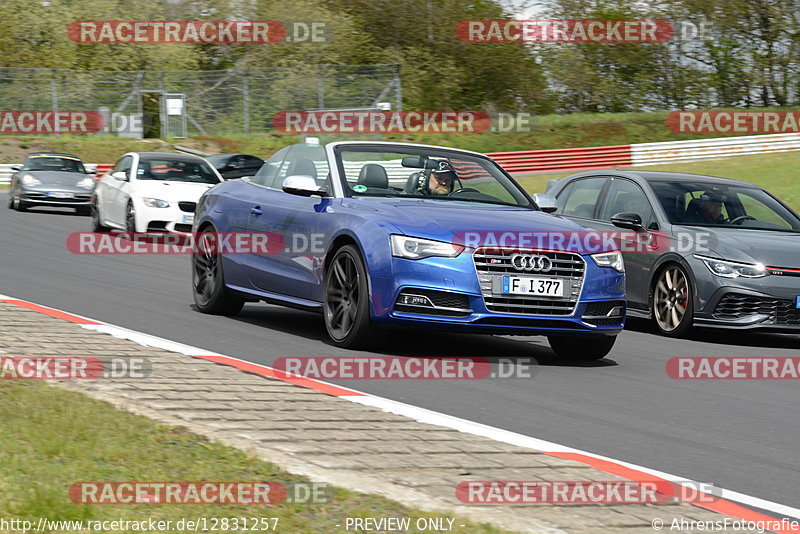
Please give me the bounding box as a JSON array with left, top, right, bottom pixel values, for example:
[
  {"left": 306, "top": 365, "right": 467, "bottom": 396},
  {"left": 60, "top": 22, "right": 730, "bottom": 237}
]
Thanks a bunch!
[
  {"left": 390, "top": 235, "right": 464, "bottom": 260},
  {"left": 591, "top": 251, "right": 625, "bottom": 273}
]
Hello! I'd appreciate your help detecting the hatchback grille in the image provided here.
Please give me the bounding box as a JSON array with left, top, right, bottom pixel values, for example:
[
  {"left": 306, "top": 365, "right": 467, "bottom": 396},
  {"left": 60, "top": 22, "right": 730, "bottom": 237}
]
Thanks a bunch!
[
  {"left": 473, "top": 247, "right": 585, "bottom": 316},
  {"left": 713, "top": 294, "right": 800, "bottom": 326}
]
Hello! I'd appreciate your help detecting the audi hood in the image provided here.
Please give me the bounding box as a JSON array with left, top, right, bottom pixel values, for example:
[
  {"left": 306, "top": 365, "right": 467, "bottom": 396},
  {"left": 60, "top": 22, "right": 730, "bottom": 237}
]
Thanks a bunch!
[{"left": 342, "top": 197, "right": 615, "bottom": 254}]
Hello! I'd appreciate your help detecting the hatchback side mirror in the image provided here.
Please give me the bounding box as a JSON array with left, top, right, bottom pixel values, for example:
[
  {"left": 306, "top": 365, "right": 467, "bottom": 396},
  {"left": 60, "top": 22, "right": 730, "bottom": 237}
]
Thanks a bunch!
[
  {"left": 10, "top": 164, "right": 21, "bottom": 171},
  {"left": 533, "top": 193, "right": 558, "bottom": 213},
  {"left": 611, "top": 212, "right": 644, "bottom": 230}
]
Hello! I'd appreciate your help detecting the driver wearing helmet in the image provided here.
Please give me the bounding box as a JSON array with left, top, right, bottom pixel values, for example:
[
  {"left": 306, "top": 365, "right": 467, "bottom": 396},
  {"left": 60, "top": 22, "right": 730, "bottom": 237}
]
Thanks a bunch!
[{"left": 418, "top": 160, "right": 457, "bottom": 196}]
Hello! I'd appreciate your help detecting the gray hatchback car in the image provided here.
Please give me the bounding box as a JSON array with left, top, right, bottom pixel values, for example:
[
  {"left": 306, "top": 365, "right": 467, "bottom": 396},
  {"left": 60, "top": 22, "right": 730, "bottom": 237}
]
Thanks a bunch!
[{"left": 546, "top": 170, "right": 800, "bottom": 337}]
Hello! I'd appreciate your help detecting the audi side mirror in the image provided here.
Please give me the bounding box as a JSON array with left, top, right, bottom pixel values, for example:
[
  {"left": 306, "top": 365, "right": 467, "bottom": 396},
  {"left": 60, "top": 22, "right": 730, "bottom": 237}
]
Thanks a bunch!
[
  {"left": 282, "top": 175, "right": 326, "bottom": 197},
  {"left": 611, "top": 212, "right": 644, "bottom": 230},
  {"left": 533, "top": 193, "right": 558, "bottom": 213}
]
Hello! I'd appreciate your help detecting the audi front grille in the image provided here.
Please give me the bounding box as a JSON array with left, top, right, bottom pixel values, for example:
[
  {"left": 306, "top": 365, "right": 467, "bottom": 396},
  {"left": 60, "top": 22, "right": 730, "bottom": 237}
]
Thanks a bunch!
[{"left": 473, "top": 247, "right": 585, "bottom": 316}]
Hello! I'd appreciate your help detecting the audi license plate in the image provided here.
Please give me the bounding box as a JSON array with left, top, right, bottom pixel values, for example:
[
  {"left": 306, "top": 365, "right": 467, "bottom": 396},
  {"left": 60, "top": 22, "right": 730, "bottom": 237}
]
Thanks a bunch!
[{"left": 500, "top": 276, "right": 564, "bottom": 297}]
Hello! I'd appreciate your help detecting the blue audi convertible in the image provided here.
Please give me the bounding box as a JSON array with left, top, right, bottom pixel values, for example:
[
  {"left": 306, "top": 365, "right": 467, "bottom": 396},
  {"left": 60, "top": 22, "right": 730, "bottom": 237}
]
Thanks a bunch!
[{"left": 191, "top": 141, "right": 626, "bottom": 360}]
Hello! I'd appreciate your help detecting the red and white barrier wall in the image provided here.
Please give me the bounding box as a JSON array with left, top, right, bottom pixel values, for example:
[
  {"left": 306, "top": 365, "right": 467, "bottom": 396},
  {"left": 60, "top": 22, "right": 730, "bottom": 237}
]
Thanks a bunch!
[
  {"left": 3, "top": 132, "right": 800, "bottom": 184},
  {"left": 487, "top": 132, "right": 800, "bottom": 175}
]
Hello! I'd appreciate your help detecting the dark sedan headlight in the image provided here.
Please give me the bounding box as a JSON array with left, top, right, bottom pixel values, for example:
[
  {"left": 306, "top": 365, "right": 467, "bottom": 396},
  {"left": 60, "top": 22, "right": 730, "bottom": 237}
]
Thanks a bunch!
[
  {"left": 390, "top": 235, "right": 464, "bottom": 260},
  {"left": 20, "top": 174, "right": 40, "bottom": 186},
  {"left": 694, "top": 254, "right": 767, "bottom": 278}
]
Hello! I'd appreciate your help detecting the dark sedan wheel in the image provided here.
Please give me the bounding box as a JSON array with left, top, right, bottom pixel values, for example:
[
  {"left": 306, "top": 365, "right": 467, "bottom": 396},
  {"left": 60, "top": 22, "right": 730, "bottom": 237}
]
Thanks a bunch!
[
  {"left": 652, "top": 264, "right": 693, "bottom": 337},
  {"left": 323, "top": 245, "right": 381, "bottom": 349},
  {"left": 548, "top": 335, "right": 617, "bottom": 361},
  {"left": 192, "top": 230, "right": 245, "bottom": 315}
]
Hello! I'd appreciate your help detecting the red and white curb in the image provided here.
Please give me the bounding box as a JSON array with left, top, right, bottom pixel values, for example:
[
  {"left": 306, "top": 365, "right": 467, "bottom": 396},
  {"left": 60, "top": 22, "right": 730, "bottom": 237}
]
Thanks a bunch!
[{"left": 1, "top": 293, "right": 798, "bottom": 531}]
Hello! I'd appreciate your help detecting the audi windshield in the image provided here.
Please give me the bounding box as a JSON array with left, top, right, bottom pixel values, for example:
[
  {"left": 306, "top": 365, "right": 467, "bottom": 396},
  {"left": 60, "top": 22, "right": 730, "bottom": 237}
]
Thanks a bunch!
[
  {"left": 335, "top": 146, "right": 534, "bottom": 208},
  {"left": 651, "top": 181, "right": 800, "bottom": 232}
]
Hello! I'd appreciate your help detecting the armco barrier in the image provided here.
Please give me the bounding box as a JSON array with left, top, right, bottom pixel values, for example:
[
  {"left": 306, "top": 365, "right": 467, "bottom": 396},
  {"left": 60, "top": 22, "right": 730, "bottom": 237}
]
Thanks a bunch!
[
  {"left": 630, "top": 132, "right": 800, "bottom": 166},
  {"left": 487, "top": 145, "right": 632, "bottom": 174},
  {"left": 488, "top": 132, "right": 800, "bottom": 175},
  {"left": 3, "top": 132, "right": 800, "bottom": 184}
]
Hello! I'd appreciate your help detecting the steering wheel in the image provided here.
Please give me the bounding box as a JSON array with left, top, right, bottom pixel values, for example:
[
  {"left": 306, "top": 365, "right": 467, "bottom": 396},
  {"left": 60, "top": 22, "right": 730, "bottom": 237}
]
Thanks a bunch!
[
  {"left": 729, "top": 215, "right": 756, "bottom": 225},
  {"left": 448, "top": 187, "right": 480, "bottom": 196}
]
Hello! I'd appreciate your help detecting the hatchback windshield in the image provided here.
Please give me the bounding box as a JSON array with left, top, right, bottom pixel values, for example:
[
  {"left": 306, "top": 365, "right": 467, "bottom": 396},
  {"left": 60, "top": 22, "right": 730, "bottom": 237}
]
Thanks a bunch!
[
  {"left": 651, "top": 181, "right": 800, "bottom": 232},
  {"left": 136, "top": 158, "right": 219, "bottom": 184},
  {"left": 335, "top": 146, "right": 533, "bottom": 208}
]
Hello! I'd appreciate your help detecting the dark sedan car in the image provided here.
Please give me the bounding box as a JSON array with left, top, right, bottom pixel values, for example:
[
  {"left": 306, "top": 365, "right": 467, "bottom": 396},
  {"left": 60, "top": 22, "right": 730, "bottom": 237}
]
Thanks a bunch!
[
  {"left": 7, "top": 152, "right": 96, "bottom": 214},
  {"left": 205, "top": 153, "right": 264, "bottom": 179},
  {"left": 547, "top": 170, "right": 800, "bottom": 336}
]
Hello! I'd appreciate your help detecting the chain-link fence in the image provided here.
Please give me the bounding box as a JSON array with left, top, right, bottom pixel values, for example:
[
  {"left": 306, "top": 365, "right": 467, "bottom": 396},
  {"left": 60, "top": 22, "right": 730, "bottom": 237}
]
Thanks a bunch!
[{"left": 0, "top": 64, "right": 402, "bottom": 137}]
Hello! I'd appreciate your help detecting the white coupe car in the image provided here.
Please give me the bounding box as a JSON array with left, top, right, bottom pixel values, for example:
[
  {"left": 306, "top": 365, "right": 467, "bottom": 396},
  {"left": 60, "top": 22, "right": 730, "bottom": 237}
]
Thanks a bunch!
[{"left": 91, "top": 152, "right": 223, "bottom": 233}]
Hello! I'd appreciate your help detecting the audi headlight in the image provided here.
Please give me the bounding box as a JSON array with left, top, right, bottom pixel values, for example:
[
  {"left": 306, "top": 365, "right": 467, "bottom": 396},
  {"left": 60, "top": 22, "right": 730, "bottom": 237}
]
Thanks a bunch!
[
  {"left": 694, "top": 254, "right": 766, "bottom": 278},
  {"left": 390, "top": 235, "right": 464, "bottom": 260},
  {"left": 142, "top": 198, "right": 170, "bottom": 208},
  {"left": 591, "top": 251, "right": 625, "bottom": 273},
  {"left": 77, "top": 176, "right": 95, "bottom": 189},
  {"left": 20, "top": 174, "right": 40, "bottom": 186}
]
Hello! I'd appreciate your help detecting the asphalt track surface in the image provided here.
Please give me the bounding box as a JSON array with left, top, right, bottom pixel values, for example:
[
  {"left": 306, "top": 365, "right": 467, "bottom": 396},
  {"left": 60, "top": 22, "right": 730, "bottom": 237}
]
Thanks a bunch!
[{"left": 2, "top": 195, "right": 798, "bottom": 517}]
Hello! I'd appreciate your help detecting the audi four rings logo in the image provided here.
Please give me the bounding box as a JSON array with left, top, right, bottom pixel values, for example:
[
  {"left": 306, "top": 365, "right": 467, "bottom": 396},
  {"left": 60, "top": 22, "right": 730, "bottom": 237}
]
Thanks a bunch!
[{"left": 510, "top": 254, "right": 553, "bottom": 272}]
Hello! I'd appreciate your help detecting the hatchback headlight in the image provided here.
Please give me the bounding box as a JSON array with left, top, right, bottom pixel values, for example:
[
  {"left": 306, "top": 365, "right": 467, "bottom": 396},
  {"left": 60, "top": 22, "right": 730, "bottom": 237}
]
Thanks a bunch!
[
  {"left": 142, "top": 198, "right": 170, "bottom": 208},
  {"left": 694, "top": 254, "right": 766, "bottom": 278},
  {"left": 390, "top": 235, "right": 464, "bottom": 260},
  {"left": 591, "top": 251, "right": 625, "bottom": 273},
  {"left": 20, "top": 174, "right": 40, "bottom": 186},
  {"left": 77, "top": 177, "right": 95, "bottom": 189}
]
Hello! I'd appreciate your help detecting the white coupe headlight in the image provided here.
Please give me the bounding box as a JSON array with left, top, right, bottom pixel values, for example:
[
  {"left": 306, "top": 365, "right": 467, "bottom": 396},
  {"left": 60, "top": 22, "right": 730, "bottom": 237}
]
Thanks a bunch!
[
  {"left": 390, "top": 235, "right": 464, "bottom": 260},
  {"left": 591, "top": 251, "right": 625, "bottom": 273},
  {"left": 694, "top": 254, "right": 766, "bottom": 278},
  {"left": 142, "top": 198, "right": 170, "bottom": 208},
  {"left": 77, "top": 177, "right": 95, "bottom": 189},
  {"left": 20, "top": 174, "right": 40, "bottom": 186}
]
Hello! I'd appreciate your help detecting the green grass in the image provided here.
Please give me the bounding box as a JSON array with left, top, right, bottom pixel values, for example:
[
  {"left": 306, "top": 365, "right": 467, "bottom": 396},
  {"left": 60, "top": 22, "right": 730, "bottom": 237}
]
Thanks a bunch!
[
  {"left": 515, "top": 151, "right": 800, "bottom": 212},
  {"left": 0, "top": 382, "right": 505, "bottom": 533}
]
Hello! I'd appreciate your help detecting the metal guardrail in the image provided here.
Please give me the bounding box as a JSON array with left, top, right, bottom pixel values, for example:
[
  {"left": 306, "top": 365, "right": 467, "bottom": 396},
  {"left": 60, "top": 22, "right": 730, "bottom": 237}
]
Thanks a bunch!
[
  {"left": 486, "top": 132, "right": 800, "bottom": 174},
  {"left": 4, "top": 133, "right": 799, "bottom": 184},
  {"left": 630, "top": 133, "right": 800, "bottom": 165}
]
